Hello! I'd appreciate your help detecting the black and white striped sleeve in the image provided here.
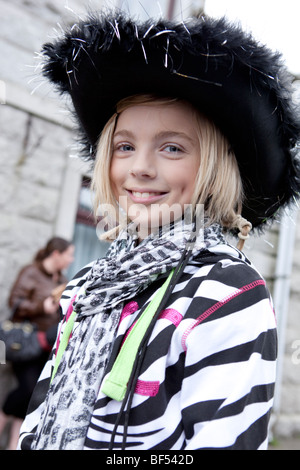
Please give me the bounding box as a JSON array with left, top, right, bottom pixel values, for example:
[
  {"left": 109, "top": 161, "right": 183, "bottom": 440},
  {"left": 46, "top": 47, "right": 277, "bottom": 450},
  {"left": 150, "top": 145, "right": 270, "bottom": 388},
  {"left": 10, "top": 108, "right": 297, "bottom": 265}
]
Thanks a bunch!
[{"left": 180, "top": 261, "right": 277, "bottom": 450}]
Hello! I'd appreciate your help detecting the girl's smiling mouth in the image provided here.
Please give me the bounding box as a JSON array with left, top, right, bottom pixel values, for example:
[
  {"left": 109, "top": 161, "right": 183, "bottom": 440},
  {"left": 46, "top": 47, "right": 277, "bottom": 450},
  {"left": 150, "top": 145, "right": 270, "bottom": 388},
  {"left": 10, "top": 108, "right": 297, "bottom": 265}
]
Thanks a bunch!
[{"left": 126, "top": 189, "right": 167, "bottom": 203}]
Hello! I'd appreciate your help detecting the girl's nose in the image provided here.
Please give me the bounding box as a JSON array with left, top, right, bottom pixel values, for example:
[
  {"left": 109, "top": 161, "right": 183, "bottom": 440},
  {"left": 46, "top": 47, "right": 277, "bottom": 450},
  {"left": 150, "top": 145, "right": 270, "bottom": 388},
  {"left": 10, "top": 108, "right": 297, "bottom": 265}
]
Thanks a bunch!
[{"left": 129, "top": 152, "right": 156, "bottom": 179}]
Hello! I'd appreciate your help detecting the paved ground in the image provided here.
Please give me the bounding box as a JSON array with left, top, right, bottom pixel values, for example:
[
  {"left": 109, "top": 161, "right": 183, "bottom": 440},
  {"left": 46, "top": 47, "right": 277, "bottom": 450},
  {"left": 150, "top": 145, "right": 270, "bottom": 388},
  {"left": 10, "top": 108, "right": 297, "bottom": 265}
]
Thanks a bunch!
[{"left": 268, "top": 437, "right": 300, "bottom": 450}]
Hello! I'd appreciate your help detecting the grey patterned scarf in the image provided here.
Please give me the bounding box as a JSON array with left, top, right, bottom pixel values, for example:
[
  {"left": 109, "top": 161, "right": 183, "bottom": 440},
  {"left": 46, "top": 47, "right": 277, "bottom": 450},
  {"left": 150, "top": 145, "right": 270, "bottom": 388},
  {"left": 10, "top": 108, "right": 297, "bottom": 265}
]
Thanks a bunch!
[{"left": 32, "top": 218, "right": 225, "bottom": 450}]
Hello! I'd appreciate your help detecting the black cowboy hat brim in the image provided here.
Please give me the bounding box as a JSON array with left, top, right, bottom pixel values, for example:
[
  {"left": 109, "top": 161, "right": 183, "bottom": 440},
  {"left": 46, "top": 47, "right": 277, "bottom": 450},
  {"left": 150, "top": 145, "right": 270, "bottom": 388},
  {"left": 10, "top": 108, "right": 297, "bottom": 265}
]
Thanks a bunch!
[{"left": 41, "top": 12, "right": 300, "bottom": 229}]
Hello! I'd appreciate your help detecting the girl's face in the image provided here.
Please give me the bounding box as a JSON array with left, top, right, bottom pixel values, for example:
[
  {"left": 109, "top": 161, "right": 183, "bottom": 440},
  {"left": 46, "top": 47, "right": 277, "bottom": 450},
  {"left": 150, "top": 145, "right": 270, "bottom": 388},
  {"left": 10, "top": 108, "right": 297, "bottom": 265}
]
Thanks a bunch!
[{"left": 110, "top": 101, "right": 201, "bottom": 238}]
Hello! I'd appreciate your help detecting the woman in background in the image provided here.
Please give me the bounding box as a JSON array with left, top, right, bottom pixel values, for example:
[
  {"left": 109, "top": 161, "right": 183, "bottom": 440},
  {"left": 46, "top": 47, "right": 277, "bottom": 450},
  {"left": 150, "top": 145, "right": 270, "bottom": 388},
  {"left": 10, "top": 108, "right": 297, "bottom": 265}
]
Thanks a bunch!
[{"left": 0, "top": 237, "right": 74, "bottom": 449}]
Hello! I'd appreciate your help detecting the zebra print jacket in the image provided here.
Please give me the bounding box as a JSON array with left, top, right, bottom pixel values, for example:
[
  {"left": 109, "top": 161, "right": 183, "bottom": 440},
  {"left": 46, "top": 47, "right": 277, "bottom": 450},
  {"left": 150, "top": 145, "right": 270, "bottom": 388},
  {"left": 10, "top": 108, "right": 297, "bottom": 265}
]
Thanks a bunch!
[{"left": 18, "top": 243, "right": 277, "bottom": 450}]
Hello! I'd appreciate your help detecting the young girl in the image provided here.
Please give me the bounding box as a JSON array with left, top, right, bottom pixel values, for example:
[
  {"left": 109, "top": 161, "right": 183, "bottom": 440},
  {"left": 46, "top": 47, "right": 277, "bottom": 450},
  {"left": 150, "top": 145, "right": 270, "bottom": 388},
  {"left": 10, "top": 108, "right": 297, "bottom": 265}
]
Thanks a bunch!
[{"left": 18, "top": 12, "right": 300, "bottom": 450}]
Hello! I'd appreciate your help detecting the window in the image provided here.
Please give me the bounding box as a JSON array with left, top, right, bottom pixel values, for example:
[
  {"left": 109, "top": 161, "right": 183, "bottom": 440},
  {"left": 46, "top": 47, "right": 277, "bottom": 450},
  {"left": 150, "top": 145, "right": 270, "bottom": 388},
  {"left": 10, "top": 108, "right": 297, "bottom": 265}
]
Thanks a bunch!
[{"left": 67, "top": 177, "right": 109, "bottom": 279}]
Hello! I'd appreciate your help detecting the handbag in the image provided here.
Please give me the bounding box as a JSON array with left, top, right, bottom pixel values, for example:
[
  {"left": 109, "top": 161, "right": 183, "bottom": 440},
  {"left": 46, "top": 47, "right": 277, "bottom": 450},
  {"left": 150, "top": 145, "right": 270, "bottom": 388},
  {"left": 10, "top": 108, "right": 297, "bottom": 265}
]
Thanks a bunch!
[
  {"left": 0, "top": 284, "right": 66, "bottom": 363},
  {"left": 0, "top": 298, "right": 43, "bottom": 363},
  {"left": 0, "top": 318, "right": 42, "bottom": 363}
]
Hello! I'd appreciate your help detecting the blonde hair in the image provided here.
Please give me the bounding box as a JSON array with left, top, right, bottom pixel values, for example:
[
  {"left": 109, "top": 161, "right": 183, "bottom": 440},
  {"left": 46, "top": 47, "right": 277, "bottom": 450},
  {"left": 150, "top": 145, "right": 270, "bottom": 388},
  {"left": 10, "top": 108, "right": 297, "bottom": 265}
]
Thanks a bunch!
[{"left": 92, "top": 94, "right": 251, "bottom": 248}]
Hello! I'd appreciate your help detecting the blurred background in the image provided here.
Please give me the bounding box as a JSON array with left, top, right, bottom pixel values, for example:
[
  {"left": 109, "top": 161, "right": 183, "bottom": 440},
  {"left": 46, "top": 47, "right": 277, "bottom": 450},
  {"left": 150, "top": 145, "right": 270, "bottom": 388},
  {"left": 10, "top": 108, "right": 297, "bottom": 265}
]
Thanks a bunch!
[{"left": 0, "top": 0, "right": 299, "bottom": 448}]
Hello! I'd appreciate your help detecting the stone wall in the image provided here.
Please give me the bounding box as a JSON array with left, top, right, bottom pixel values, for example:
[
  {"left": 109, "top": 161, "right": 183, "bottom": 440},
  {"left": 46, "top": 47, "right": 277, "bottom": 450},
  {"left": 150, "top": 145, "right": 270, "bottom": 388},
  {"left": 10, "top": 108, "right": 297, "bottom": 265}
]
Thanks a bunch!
[
  {"left": 274, "top": 216, "right": 300, "bottom": 437},
  {"left": 243, "top": 214, "right": 300, "bottom": 439},
  {"left": 0, "top": 105, "right": 74, "bottom": 316},
  {"left": 0, "top": 0, "right": 85, "bottom": 316},
  {"left": 0, "top": 0, "right": 91, "bottom": 419}
]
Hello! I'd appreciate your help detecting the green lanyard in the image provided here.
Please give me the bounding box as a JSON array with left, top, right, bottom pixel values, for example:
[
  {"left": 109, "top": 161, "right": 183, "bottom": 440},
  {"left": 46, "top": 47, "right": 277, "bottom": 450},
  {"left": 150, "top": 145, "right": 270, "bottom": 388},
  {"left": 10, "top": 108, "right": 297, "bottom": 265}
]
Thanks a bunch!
[{"left": 101, "top": 268, "right": 175, "bottom": 401}]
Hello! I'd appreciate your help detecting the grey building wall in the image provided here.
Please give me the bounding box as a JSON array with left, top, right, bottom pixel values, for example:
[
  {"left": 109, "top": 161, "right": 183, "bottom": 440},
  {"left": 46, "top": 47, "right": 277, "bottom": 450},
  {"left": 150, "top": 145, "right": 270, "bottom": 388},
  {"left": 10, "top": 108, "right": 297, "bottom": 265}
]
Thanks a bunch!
[{"left": 0, "top": 0, "right": 90, "bottom": 427}]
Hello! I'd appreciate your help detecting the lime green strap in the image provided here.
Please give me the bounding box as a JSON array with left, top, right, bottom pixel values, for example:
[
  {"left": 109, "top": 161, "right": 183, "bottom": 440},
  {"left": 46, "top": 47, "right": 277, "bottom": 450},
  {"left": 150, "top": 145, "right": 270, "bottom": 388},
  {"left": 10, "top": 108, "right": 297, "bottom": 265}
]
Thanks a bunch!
[
  {"left": 51, "top": 309, "right": 77, "bottom": 383},
  {"left": 101, "top": 269, "right": 174, "bottom": 401}
]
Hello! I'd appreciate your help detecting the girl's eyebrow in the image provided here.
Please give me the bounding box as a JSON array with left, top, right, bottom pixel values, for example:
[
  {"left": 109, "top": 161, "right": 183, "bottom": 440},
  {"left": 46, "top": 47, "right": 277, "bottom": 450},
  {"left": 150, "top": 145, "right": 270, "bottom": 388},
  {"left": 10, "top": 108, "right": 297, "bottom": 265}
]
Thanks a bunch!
[
  {"left": 113, "top": 129, "right": 135, "bottom": 140},
  {"left": 154, "top": 131, "right": 196, "bottom": 144},
  {"left": 113, "top": 129, "right": 196, "bottom": 144}
]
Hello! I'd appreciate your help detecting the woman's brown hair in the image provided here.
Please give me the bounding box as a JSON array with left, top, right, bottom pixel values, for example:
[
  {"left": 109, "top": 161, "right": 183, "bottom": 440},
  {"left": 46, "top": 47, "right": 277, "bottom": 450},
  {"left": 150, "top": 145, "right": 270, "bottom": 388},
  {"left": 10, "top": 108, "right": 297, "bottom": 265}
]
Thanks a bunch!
[{"left": 35, "top": 237, "right": 72, "bottom": 262}]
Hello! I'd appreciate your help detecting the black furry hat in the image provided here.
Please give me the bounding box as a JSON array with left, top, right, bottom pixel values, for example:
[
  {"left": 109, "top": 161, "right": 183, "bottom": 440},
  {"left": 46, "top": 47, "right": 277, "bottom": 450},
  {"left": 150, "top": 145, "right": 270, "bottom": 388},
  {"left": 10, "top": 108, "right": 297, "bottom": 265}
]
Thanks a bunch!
[{"left": 41, "top": 11, "right": 300, "bottom": 229}]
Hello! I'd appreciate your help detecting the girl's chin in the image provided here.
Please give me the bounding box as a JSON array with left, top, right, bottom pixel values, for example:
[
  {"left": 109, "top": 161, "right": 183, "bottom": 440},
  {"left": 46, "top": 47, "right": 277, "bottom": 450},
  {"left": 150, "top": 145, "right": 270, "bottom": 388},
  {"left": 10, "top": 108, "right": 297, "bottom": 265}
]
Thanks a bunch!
[
  {"left": 126, "top": 203, "right": 184, "bottom": 225},
  {"left": 127, "top": 213, "right": 184, "bottom": 241}
]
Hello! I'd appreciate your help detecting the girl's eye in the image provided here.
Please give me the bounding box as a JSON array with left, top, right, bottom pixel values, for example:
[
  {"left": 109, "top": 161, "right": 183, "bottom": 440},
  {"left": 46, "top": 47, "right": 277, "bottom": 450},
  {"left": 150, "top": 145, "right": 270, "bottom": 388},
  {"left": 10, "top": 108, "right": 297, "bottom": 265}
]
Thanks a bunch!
[
  {"left": 163, "top": 145, "right": 183, "bottom": 154},
  {"left": 114, "top": 143, "right": 134, "bottom": 152}
]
